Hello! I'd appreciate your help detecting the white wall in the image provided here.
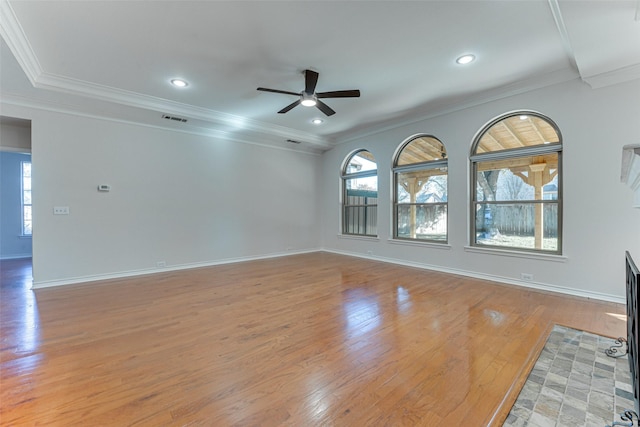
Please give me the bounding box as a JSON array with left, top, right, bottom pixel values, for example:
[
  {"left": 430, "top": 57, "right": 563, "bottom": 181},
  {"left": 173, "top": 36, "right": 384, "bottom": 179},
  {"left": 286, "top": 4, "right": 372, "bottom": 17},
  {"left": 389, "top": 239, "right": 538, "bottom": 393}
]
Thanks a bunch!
[
  {"left": 320, "top": 78, "right": 640, "bottom": 302},
  {"left": 3, "top": 77, "right": 638, "bottom": 299},
  {"left": 1, "top": 106, "right": 322, "bottom": 286}
]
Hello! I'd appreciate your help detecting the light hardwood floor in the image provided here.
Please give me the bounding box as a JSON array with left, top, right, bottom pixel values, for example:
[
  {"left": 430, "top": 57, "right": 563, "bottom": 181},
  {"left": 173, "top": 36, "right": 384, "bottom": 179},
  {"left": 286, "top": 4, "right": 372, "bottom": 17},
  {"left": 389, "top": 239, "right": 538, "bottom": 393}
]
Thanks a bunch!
[{"left": 0, "top": 253, "right": 626, "bottom": 426}]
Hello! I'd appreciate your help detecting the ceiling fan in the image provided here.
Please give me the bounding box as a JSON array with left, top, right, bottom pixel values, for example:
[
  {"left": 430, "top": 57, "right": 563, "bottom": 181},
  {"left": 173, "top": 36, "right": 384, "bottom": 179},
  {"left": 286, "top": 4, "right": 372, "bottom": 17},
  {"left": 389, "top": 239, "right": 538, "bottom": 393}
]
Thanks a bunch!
[{"left": 257, "top": 69, "right": 360, "bottom": 116}]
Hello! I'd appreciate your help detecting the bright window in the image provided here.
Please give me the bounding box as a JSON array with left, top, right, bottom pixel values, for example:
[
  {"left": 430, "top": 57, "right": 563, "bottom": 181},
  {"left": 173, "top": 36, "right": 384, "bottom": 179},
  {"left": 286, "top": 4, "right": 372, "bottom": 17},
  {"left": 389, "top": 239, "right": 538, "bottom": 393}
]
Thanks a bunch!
[
  {"left": 470, "top": 112, "right": 562, "bottom": 254},
  {"left": 393, "top": 135, "right": 448, "bottom": 242},
  {"left": 342, "top": 150, "right": 377, "bottom": 236},
  {"left": 21, "top": 161, "right": 32, "bottom": 236}
]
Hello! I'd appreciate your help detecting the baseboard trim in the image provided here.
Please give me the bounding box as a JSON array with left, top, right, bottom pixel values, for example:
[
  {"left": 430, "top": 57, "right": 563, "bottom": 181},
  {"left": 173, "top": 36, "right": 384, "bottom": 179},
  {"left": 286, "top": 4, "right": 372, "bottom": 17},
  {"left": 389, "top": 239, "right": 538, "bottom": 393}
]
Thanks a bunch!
[
  {"left": 32, "top": 248, "right": 321, "bottom": 289},
  {"left": 31, "top": 248, "right": 625, "bottom": 304},
  {"left": 321, "top": 248, "right": 625, "bottom": 304}
]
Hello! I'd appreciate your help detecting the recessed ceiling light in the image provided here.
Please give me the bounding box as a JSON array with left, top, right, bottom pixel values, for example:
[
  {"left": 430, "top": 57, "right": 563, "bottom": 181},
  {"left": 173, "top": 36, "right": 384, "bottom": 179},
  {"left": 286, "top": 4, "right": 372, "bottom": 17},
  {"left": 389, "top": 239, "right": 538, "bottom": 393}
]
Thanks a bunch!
[
  {"left": 456, "top": 54, "right": 475, "bottom": 65},
  {"left": 170, "top": 79, "right": 189, "bottom": 88},
  {"left": 311, "top": 118, "right": 324, "bottom": 125},
  {"left": 519, "top": 115, "right": 529, "bottom": 120}
]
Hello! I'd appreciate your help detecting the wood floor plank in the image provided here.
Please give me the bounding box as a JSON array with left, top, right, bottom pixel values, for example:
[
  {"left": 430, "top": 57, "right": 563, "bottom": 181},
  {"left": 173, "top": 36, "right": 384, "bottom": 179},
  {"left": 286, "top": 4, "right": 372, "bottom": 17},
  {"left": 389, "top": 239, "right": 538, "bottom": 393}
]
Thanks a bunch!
[{"left": 0, "top": 253, "right": 626, "bottom": 426}]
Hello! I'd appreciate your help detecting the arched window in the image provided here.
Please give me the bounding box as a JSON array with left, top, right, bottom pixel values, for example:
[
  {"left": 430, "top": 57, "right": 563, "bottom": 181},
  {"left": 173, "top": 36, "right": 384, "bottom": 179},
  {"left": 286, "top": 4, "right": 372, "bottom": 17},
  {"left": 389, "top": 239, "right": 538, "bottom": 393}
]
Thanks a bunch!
[
  {"left": 342, "top": 150, "right": 377, "bottom": 236},
  {"left": 393, "top": 135, "right": 448, "bottom": 242},
  {"left": 470, "top": 111, "right": 562, "bottom": 254}
]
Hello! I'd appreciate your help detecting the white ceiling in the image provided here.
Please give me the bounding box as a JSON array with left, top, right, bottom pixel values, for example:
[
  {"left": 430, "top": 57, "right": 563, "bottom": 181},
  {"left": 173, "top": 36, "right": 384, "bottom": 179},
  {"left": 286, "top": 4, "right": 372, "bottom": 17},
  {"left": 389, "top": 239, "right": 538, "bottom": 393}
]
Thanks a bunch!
[{"left": 1, "top": 0, "right": 639, "bottom": 152}]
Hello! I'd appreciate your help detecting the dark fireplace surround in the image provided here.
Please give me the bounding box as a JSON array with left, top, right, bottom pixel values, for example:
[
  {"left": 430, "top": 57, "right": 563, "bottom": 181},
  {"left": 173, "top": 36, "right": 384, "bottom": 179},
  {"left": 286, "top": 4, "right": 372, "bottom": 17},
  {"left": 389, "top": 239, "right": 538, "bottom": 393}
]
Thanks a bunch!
[{"left": 626, "top": 251, "right": 640, "bottom": 415}]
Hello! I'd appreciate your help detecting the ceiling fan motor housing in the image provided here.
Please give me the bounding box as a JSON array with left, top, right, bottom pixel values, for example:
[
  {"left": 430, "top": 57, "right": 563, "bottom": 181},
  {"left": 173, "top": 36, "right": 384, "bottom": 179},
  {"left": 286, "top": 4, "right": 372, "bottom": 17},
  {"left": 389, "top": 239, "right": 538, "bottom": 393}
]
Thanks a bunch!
[{"left": 257, "top": 69, "right": 360, "bottom": 116}]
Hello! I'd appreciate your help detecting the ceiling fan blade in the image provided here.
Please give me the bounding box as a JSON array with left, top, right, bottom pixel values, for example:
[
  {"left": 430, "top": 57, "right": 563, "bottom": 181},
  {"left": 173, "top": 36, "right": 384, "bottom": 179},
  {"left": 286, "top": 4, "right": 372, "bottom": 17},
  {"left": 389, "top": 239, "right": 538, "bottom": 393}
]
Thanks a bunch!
[
  {"left": 278, "top": 99, "right": 301, "bottom": 114},
  {"left": 315, "top": 100, "right": 336, "bottom": 116},
  {"left": 257, "top": 87, "right": 300, "bottom": 96},
  {"left": 304, "top": 70, "right": 319, "bottom": 94},
  {"left": 316, "top": 90, "right": 361, "bottom": 99}
]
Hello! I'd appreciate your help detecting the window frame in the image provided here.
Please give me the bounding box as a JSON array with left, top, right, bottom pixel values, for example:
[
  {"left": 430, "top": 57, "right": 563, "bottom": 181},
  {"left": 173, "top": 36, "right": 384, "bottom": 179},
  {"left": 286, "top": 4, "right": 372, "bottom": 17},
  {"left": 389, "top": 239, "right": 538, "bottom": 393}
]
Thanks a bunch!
[
  {"left": 470, "top": 111, "right": 563, "bottom": 255},
  {"left": 341, "top": 150, "right": 378, "bottom": 237},
  {"left": 393, "top": 135, "right": 448, "bottom": 244}
]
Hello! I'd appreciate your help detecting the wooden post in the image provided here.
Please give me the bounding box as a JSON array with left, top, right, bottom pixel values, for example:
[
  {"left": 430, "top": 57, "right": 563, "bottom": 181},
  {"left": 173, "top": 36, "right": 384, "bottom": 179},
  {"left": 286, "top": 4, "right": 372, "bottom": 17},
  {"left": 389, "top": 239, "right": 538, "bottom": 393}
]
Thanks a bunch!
[
  {"left": 529, "top": 163, "right": 547, "bottom": 249},
  {"left": 408, "top": 178, "right": 417, "bottom": 238}
]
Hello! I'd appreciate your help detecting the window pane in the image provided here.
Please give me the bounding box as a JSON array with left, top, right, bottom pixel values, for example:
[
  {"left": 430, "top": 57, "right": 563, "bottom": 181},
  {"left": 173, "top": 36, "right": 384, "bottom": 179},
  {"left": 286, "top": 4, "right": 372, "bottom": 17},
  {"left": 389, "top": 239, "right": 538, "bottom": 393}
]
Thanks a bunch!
[
  {"left": 22, "top": 161, "right": 32, "bottom": 236},
  {"left": 345, "top": 150, "right": 377, "bottom": 174},
  {"left": 345, "top": 175, "right": 378, "bottom": 195},
  {"left": 343, "top": 206, "right": 377, "bottom": 236},
  {"left": 394, "top": 134, "right": 448, "bottom": 243},
  {"left": 475, "top": 153, "right": 558, "bottom": 202},
  {"left": 397, "top": 171, "right": 447, "bottom": 204},
  {"left": 471, "top": 112, "right": 561, "bottom": 254},
  {"left": 475, "top": 114, "right": 560, "bottom": 154},
  {"left": 396, "top": 204, "right": 447, "bottom": 241},
  {"left": 23, "top": 205, "right": 32, "bottom": 235},
  {"left": 396, "top": 136, "right": 446, "bottom": 166},
  {"left": 342, "top": 150, "right": 378, "bottom": 237},
  {"left": 474, "top": 202, "right": 558, "bottom": 251}
]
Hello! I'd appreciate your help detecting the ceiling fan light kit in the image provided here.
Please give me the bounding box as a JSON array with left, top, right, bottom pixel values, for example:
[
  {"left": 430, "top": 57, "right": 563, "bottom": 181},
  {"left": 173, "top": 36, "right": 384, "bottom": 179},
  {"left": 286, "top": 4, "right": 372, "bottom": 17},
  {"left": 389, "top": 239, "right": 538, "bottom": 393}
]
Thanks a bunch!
[
  {"left": 300, "top": 93, "right": 317, "bottom": 107},
  {"left": 257, "top": 69, "right": 360, "bottom": 117}
]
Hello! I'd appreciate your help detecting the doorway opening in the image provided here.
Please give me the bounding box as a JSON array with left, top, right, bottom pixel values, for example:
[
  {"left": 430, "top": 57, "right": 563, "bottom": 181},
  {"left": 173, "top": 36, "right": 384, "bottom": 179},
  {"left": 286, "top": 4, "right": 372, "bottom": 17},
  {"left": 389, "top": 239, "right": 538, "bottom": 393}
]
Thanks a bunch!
[{"left": 1, "top": 116, "right": 33, "bottom": 285}]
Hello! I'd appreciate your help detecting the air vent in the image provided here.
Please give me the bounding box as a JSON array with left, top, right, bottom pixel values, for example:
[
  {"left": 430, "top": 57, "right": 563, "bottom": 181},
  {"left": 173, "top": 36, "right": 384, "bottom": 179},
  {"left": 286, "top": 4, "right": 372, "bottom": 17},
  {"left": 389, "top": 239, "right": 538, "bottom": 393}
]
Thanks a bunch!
[
  {"left": 162, "top": 114, "right": 188, "bottom": 123},
  {"left": 286, "top": 139, "right": 302, "bottom": 144}
]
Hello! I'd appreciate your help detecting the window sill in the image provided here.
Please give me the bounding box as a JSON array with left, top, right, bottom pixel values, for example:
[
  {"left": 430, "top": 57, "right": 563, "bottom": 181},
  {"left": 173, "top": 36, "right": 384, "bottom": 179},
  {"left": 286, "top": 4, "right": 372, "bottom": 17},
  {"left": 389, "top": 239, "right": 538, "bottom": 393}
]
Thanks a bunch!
[
  {"left": 337, "top": 234, "right": 380, "bottom": 242},
  {"left": 464, "top": 245, "right": 567, "bottom": 262},
  {"left": 388, "top": 239, "right": 451, "bottom": 250},
  {"left": 19, "top": 235, "right": 32, "bottom": 239}
]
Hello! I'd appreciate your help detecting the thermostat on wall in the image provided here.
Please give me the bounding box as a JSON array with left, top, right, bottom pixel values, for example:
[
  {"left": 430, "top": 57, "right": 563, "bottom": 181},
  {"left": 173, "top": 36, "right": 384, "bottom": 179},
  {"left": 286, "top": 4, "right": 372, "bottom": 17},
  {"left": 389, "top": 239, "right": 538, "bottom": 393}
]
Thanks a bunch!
[{"left": 97, "top": 184, "right": 111, "bottom": 192}]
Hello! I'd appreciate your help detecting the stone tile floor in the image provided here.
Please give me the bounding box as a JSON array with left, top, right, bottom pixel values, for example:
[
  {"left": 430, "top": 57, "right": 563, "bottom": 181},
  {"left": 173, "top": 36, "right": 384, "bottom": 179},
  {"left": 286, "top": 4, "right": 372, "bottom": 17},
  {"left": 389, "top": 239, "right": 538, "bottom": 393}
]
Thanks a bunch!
[{"left": 504, "top": 325, "right": 638, "bottom": 427}]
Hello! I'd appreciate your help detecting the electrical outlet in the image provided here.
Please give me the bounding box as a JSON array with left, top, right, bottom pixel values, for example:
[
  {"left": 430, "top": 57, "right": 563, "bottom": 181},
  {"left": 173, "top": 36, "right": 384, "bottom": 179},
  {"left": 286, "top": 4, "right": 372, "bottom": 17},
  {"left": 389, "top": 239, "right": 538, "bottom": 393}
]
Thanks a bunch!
[
  {"left": 521, "top": 273, "right": 534, "bottom": 281},
  {"left": 156, "top": 261, "right": 166, "bottom": 268},
  {"left": 53, "top": 206, "right": 70, "bottom": 215},
  {"left": 367, "top": 250, "right": 373, "bottom": 255}
]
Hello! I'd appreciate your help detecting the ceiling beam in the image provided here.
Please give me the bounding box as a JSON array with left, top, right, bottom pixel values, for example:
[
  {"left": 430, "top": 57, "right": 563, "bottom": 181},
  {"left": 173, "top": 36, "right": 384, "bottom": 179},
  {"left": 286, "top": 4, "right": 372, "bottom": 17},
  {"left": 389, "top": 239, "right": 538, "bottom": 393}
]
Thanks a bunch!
[
  {"left": 527, "top": 117, "right": 547, "bottom": 144},
  {"left": 501, "top": 121, "right": 527, "bottom": 147}
]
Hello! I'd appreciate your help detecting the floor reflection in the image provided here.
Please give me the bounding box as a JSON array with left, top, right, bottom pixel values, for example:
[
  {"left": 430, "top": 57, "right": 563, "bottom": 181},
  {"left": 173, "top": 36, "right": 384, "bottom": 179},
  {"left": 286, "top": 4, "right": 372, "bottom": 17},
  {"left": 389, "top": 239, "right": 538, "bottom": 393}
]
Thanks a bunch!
[
  {"left": 0, "top": 258, "right": 41, "bottom": 354},
  {"left": 342, "top": 288, "right": 381, "bottom": 338},
  {"left": 304, "top": 373, "right": 332, "bottom": 421},
  {"left": 483, "top": 308, "right": 506, "bottom": 326},
  {"left": 19, "top": 287, "right": 40, "bottom": 352},
  {"left": 396, "top": 286, "right": 412, "bottom": 312}
]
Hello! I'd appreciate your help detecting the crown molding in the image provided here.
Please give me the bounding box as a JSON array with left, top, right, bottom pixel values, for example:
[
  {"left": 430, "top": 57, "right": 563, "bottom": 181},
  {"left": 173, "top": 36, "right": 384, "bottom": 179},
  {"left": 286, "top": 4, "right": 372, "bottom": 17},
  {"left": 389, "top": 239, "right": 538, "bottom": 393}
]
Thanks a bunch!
[
  {"left": 0, "top": 0, "right": 41, "bottom": 85},
  {"left": 547, "top": 0, "right": 640, "bottom": 90},
  {"left": 33, "top": 72, "right": 333, "bottom": 150},
  {"left": 0, "top": 0, "right": 333, "bottom": 151},
  {"left": 0, "top": 92, "right": 325, "bottom": 156},
  {"left": 581, "top": 63, "right": 640, "bottom": 90}
]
